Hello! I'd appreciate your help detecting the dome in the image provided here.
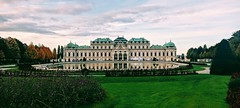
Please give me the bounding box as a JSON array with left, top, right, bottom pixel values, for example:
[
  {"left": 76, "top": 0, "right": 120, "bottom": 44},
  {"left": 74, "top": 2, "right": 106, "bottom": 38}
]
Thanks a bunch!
[
  {"left": 114, "top": 36, "right": 128, "bottom": 44},
  {"left": 66, "top": 42, "right": 78, "bottom": 48},
  {"left": 163, "top": 41, "right": 176, "bottom": 48}
]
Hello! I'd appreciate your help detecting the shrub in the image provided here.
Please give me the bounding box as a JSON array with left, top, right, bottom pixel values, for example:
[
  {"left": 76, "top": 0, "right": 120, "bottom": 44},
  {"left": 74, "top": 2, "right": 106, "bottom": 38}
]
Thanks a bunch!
[
  {"left": 226, "top": 72, "right": 240, "bottom": 108},
  {"left": 0, "top": 77, "right": 106, "bottom": 107}
]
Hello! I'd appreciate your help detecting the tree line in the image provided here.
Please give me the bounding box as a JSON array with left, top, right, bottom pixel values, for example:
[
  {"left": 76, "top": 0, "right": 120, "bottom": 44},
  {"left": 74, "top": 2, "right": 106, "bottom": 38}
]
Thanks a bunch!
[
  {"left": 0, "top": 37, "right": 64, "bottom": 64},
  {"left": 187, "top": 30, "right": 240, "bottom": 62}
]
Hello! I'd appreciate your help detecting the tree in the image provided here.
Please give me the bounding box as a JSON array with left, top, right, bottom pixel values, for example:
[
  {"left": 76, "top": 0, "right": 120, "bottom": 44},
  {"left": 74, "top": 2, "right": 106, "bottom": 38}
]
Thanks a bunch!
[
  {"left": 52, "top": 48, "right": 57, "bottom": 59},
  {"left": 60, "top": 46, "right": 64, "bottom": 59},
  {"left": 235, "top": 44, "right": 240, "bottom": 59},
  {"left": 210, "top": 39, "right": 240, "bottom": 75},
  {"left": 26, "top": 43, "right": 38, "bottom": 60},
  {"left": 5, "top": 37, "right": 21, "bottom": 59},
  {"left": 0, "top": 50, "right": 5, "bottom": 59},
  {"left": 57, "top": 45, "right": 60, "bottom": 59}
]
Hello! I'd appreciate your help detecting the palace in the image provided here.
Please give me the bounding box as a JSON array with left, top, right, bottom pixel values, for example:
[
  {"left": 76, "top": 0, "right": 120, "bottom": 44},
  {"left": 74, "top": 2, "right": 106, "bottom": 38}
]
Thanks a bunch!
[{"left": 63, "top": 37, "right": 177, "bottom": 70}]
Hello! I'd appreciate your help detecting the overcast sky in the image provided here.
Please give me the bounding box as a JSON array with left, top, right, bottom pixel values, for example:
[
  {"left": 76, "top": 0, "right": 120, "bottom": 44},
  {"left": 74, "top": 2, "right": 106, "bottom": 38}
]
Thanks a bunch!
[{"left": 0, "top": 0, "right": 240, "bottom": 54}]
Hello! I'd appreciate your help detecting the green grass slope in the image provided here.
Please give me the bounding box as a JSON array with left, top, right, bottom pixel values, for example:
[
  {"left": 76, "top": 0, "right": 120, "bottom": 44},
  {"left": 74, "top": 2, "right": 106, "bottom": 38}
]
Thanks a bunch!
[{"left": 94, "top": 75, "right": 230, "bottom": 108}]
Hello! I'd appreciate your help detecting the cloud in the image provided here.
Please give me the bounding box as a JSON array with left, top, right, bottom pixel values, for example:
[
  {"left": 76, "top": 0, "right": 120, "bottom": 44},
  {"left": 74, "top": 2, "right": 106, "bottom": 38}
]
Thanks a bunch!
[{"left": 0, "top": 22, "right": 58, "bottom": 35}]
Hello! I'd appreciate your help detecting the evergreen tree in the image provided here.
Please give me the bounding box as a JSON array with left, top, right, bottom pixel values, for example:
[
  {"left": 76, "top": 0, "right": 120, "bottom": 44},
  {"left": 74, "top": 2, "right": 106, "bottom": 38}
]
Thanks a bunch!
[
  {"left": 210, "top": 39, "right": 240, "bottom": 75},
  {"left": 60, "top": 46, "right": 64, "bottom": 59},
  {"left": 52, "top": 48, "right": 57, "bottom": 59},
  {"left": 57, "top": 45, "right": 60, "bottom": 59}
]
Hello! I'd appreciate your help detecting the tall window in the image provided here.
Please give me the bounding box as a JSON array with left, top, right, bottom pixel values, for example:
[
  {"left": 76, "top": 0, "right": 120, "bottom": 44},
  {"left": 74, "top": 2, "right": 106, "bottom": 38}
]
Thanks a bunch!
[
  {"left": 119, "top": 53, "right": 122, "bottom": 60},
  {"left": 124, "top": 53, "right": 127, "bottom": 61},
  {"left": 114, "top": 53, "right": 118, "bottom": 60}
]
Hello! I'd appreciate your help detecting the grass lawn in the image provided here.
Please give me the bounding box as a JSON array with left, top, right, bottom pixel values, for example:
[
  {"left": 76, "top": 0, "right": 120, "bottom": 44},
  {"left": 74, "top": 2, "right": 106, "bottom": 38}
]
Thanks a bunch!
[
  {"left": 190, "top": 65, "right": 206, "bottom": 71},
  {"left": 93, "top": 75, "right": 230, "bottom": 108}
]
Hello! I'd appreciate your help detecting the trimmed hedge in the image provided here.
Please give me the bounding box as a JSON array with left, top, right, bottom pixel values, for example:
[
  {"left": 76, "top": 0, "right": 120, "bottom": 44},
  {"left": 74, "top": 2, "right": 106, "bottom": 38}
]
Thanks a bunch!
[
  {"left": 0, "top": 77, "right": 106, "bottom": 107},
  {"left": 226, "top": 72, "right": 240, "bottom": 108}
]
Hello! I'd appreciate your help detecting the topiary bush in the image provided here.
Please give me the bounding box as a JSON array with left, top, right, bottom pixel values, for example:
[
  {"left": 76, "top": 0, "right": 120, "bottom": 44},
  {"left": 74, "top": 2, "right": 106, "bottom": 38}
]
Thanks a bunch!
[
  {"left": 226, "top": 72, "right": 240, "bottom": 108},
  {"left": 0, "top": 77, "right": 106, "bottom": 107}
]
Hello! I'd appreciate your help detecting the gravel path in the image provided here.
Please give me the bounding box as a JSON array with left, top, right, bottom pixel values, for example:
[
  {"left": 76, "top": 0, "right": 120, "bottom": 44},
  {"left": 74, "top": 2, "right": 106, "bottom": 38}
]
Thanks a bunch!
[{"left": 197, "top": 67, "right": 210, "bottom": 74}]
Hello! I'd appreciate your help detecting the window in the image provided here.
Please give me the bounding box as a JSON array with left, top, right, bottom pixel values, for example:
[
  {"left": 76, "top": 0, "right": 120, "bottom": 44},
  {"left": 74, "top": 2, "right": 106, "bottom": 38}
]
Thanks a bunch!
[
  {"left": 93, "top": 46, "right": 95, "bottom": 49},
  {"left": 159, "top": 52, "right": 161, "bottom": 56},
  {"left": 80, "top": 52, "right": 82, "bottom": 56},
  {"left": 150, "top": 52, "right": 152, "bottom": 56},
  {"left": 97, "top": 52, "right": 99, "bottom": 56},
  {"left": 124, "top": 63, "right": 127, "bottom": 68},
  {"left": 73, "top": 52, "right": 74, "bottom": 57},
  {"left": 135, "top": 52, "right": 137, "bottom": 56},
  {"left": 167, "top": 52, "right": 169, "bottom": 56},
  {"left": 105, "top": 52, "right": 107, "bottom": 56},
  {"left": 85, "top": 52, "right": 87, "bottom": 56},
  {"left": 124, "top": 53, "right": 127, "bottom": 61},
  {"left": 68, "top": 52, "right": 70, "bottom": 57},
  {"left": 119, "top": 63, "right": 122, "bottom": 69},
  {"left": 114, "top": 53, "right": 118, "bottom": 60},
  {"left": 139, "top": 46, "right": 141, "bottom": 49},
  {"left": 119, "top": 53, "right": 122, "bottom": 60},
  {"left": 93, "top": 52, "right": 95, "bottom": 56},
  {"left": 163, "top": 52, "right": 165, "bottom": 56},
  {"left": 109, "top": 52, "right": 111, "bottom": 56},
  {"left": 171, "top": 52, "right": 173, "bottom": 56},
  {"left": 89, "top": 52, "right": 91, "bottom": 57},
  {"left": 139, "top": 52, "right": 141, "bottom": 56},
  {"left": 155, "top": 52, "right": 157, "bottom": 56}
]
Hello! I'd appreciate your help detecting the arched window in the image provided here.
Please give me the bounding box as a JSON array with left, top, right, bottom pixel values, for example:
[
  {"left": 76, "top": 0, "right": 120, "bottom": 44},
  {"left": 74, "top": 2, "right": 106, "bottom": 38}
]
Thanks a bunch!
[
  {"left": 119, "top": 53, "right": 122, "bottom": 60},
  {"left": 124, "top": 53, "right": 127, "bottom": 61},
  {"left": 114, "top": 53, "right": 118, "bottom": 60}
]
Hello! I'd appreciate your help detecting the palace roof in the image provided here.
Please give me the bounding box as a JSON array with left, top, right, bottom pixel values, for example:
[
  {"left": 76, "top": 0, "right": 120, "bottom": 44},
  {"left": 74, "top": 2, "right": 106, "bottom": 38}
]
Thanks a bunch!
[
  {"left": 129, "top": 37, "right": 149, "bottom": 43},
  {"left": 93, "top": 38, "right": 113, "bottom": 43},
  {"left": 150, "top": 45, "right": 164, "bottom": 49},
  {"left": 114, "top": 36, "right": 128, "bottom": 44},
  {"left": 163, "top": 41, "right": 176, "bottom": 48}
]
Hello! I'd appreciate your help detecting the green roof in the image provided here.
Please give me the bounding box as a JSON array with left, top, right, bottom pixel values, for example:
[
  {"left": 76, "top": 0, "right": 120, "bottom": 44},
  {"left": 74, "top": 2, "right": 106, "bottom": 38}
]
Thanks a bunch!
[
  {"left": 114, "top": 36, "right": 128, "bottom": 44},
  {"left": 66, "top": 42, "right": 78, "bottom": 48},
  {"left": 129, "top": 37, "right": 149, "bottom": 43},
  {"left": 93, "top": 38, "right": 112, "bottom": 43},
  {"left": 163, "top": 41, "right": 176, "bottom": 48},
  {"left": 78, "top": 45, "right": 91, "bottom": 49},
  {"left": 150, "top": 45, "right": 164, "bottom": 49},
  {"left": 66, "top": 42, "right": 90, "bottom": 49}
]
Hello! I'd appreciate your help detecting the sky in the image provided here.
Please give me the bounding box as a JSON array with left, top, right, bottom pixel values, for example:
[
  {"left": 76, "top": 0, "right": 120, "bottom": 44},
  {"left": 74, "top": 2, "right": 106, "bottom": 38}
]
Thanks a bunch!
[{"left": 0, "top": 0, "right": 240, "bottom": 54}]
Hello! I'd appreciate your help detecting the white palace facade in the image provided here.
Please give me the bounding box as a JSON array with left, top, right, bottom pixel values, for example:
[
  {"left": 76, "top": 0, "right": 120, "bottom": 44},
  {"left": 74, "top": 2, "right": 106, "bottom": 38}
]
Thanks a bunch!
[{"left": 63, "top": 37, "right": 177, "bottom": 70}]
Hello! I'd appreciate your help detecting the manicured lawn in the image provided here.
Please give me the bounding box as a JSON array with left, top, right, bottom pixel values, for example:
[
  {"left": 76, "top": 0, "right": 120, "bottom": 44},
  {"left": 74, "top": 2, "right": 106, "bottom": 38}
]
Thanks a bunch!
[
  {"left": 189, "top": 65, "right": 206, "bottom": 71},
  {"left": 94, "top": 75, "right": 230, "bottom": 108}
]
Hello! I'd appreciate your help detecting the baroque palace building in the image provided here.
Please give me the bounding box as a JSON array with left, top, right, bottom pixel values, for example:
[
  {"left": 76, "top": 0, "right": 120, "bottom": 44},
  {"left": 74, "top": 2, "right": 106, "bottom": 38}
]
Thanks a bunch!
[{"left": 63, "top": 37, "right": 177, "bottom": 70}]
